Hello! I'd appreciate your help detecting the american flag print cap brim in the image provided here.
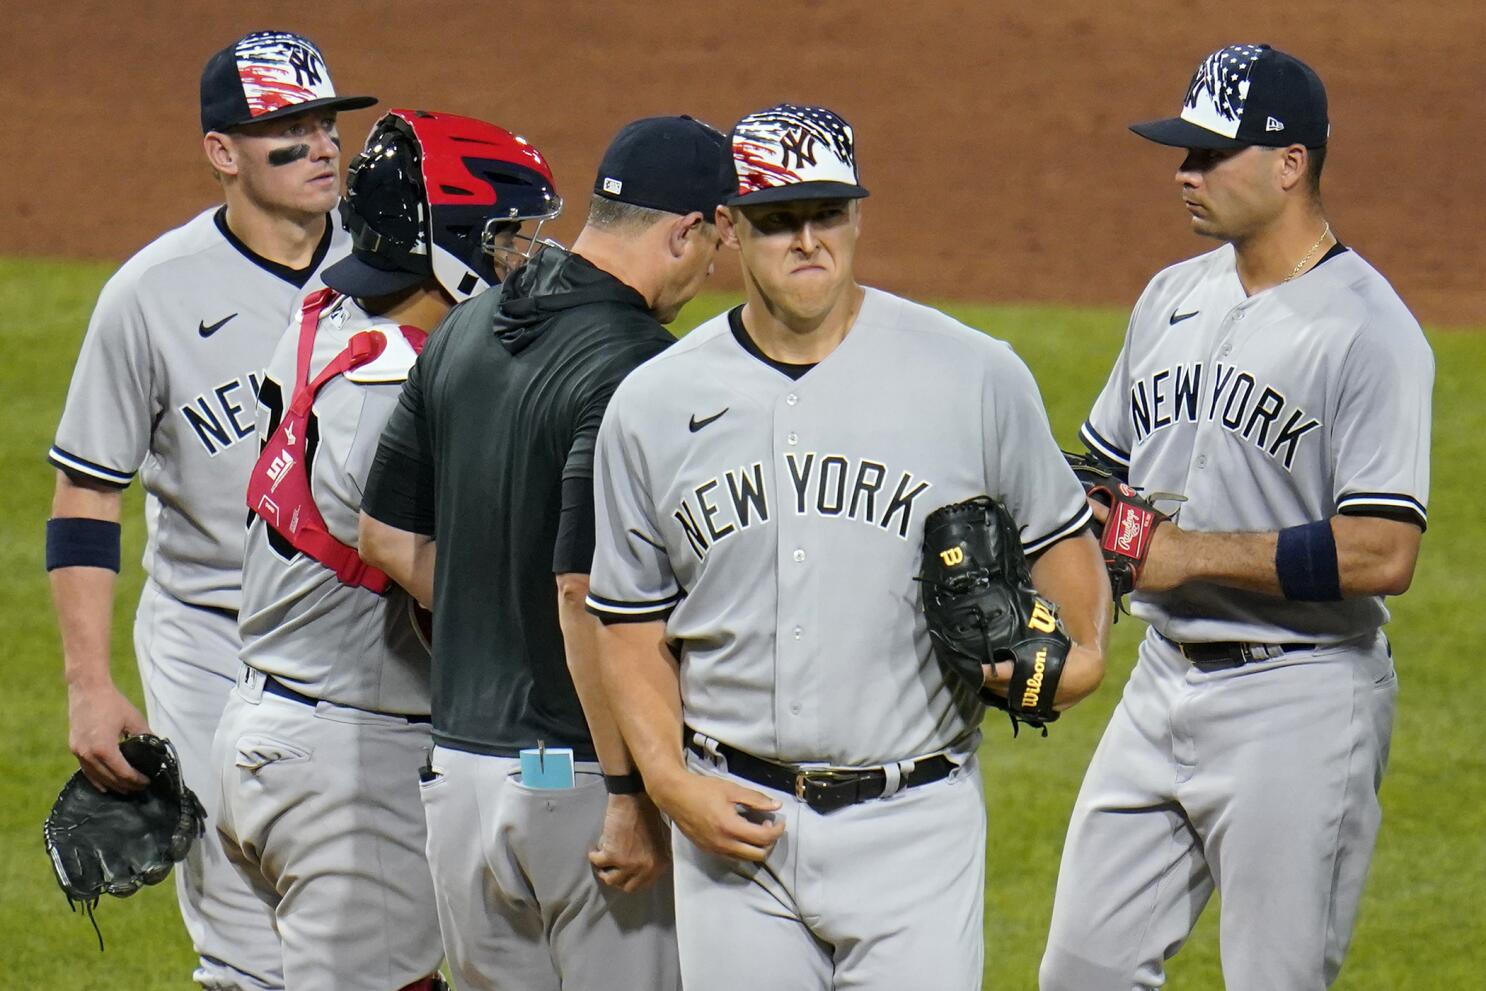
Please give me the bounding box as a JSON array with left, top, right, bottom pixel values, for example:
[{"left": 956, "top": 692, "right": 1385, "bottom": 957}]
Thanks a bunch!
[
  {"left": 1129, "top": 44, "right": 1328, "bottom": 150},
  {"left": 200, "top": 30, "right": 376, "bottom": 133}
]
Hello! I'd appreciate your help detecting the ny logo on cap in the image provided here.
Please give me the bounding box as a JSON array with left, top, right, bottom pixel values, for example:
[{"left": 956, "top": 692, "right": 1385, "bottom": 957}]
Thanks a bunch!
[
  {"left": 284, "top": 43, "right": 325, "bottom": 89},
  {"left": 234, "top": 32, "right": 337, "bottom": 119},
  {"left": 779, "top": 128, "right": 819, "bottom": 170},
  {"left": 732, "top": 105, "right": 858, "bottom": 195}
]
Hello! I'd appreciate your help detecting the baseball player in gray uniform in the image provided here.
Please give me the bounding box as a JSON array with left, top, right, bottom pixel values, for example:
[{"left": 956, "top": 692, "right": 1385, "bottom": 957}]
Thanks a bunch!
[
  {"left": 1040, "top": 46, "right": 1432, "bottom": 991},
  {"left": 212, "top": 109, "right": 559, "bottom": 990},
  {"left": 587, "top": 104, "right": 1111, "bottom": 990},
  {"left": 45, "top": 31, "right": 373, "bottom": 989}
]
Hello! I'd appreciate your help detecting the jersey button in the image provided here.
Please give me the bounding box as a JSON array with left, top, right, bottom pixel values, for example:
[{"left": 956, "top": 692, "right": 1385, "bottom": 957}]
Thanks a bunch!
[
  {"left": 786, "top": 432, "right": 798, "bottom": 445},
  {"left": 789, "top": 703, "right": 802, "bottom": 715},
  {"left": 1219, "top": 343, "right": 1232, "bottom": 357},
  {"left": 786, "top": 394, "right": 799, "bottom": 406},
  {"left": 1196, "top": 454, "right": 1208, "bottom": 469},
  {"left": 792, "top": 626, "right": 804, "bottom": 640},
  {"left": 1234, "top": 310, "right": 1246, "bottom": 321},
  {"left": 792, "top": 548, "right": 806, "bottom": 563}
]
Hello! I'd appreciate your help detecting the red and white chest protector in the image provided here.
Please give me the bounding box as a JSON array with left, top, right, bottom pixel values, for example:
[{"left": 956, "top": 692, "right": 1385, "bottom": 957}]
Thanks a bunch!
[{"left": 246, "top": 288, "right": 427, "bottom": 594}]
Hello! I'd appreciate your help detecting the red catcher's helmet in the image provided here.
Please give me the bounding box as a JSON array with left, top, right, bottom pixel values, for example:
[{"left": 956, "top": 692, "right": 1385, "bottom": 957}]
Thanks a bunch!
[{"left": 326, "top": 108, "right": 561, "bottom": 302}]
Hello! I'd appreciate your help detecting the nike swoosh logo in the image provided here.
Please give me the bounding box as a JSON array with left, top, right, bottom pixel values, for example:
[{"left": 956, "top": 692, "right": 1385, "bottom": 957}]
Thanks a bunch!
[
  {"left": 199, "top": 313, "right": 239, "bottom": 338},
  {"left": 1168, "top": 309, "right": 1199, "bottom": 325},
  {"left": 688, "top": 409, "right": 729, "bottom": 433}
]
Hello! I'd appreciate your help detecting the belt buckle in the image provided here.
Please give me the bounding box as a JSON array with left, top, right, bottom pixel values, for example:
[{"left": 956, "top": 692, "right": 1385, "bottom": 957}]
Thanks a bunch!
[
  {"left": 1240, "top": 643, "right": 1280, "bottom": 664},
  {"left": 793, "top": 768, "right": 861, "bottom": 814}
]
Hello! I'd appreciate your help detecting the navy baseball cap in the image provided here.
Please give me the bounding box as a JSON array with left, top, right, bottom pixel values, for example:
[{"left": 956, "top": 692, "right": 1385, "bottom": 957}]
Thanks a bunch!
[
  {"left": 321, "top": 226, "right": 429, "bottom": 299},
  {"left": 727, "top": 104, "right": 869, "bottom": 207},
  {"left": 201, "top": 31, "right": 376, "bottom": 134},
  {"left": 1130, "top": 44, "right": 1329, "bottom": 150},
  {"left": 592, "top": 115, "right": 734, "bottom": 217}
]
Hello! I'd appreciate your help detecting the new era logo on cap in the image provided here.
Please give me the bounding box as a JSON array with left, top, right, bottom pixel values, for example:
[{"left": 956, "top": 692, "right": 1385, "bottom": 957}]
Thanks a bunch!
[
  {"left": 727, "top": 104, "right": 870, "bottom": 206},
  {"left": 602, "top": 177, "right": 623, "bottom": 195},
  {"left": 1266, "top": 116, "right": 1285, "bottom": 131}
]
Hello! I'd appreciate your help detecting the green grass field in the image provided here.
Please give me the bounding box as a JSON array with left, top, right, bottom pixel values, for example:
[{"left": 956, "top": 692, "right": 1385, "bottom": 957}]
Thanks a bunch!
[{"left": 3, "top": 258, "right": 1481, "bottom": 987}]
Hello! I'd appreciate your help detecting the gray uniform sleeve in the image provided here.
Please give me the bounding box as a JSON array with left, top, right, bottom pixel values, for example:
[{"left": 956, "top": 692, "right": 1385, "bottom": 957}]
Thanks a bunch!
[
  {"left": 1331, "top": 320, "right": 1432, "bottom": 530},
  {"left": 362, "top": 350, "right": 436, "bottom": 534},
  {"left": 49, "top": 270, "right": 157, "bottom": 485},
  {"left": 1079, "top": 294, "right": 1145, "bottom": 468},
  {"left": 586, "top": 383, "right": 682, "bottom": 622},
  {"left": 318, "top": 384, "right": 397, "bottom": 545},
  {"left": 985, "top": 343, "right": 1092, "bottom": 554}
]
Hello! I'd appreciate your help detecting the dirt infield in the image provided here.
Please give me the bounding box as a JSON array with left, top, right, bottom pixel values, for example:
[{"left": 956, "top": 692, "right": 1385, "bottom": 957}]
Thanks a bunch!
[{"left": 5, "top": 1, "right": 1481, "bottom": 325}]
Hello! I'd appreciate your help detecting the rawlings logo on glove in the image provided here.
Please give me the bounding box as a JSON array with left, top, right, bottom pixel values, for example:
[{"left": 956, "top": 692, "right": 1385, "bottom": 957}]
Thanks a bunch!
[{"left": 1063, "top": 452, "right": 1181, "bottom": 612}]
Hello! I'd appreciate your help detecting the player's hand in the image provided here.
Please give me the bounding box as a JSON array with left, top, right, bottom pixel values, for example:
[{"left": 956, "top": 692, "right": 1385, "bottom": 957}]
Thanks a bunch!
[
  {"left": 982, "top": 661, "right": 1012, "bottom": 692},
  {"left": 67, "top": 681, "right": 152, "bottom": 793},
  {"left": 653, "top": 771, "right": 785, "bottom": 863},
  {"left": 1090, "top": 497, "right": 1182, "bottom": 592},
  {"left": 589, "top": 792, "right": 671, "bottom": 893}
]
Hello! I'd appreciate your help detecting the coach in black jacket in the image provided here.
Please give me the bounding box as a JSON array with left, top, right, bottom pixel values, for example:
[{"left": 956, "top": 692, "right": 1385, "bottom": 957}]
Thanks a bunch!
[{"left": 358, "top": 115, "right": 731, "bottom": 991}]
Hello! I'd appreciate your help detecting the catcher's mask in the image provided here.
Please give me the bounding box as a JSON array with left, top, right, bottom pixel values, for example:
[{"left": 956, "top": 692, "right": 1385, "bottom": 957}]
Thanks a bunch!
[{"left": 328, "top": 108, "right": 562, "bottom": 301}]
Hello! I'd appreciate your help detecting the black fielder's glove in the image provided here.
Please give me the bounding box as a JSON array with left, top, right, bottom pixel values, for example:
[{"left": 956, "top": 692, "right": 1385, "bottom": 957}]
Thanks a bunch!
[
  {"left": 1063, "top": 451, "right": 1176, "bottom": 611},
  {"left": 43, "top": 734, "right": 206, "bottom": 948},
  {"left": 919, "top": 496, "right": 1071, "bottom": 736}
]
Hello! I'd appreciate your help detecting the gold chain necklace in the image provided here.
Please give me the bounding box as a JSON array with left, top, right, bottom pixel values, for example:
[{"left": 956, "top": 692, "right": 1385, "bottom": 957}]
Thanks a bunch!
[{"left": 1284, "top": 223, "right": 1332, "bottom": 282}]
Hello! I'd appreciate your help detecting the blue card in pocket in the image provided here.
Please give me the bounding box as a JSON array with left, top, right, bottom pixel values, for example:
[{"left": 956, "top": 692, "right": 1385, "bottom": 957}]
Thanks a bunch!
[{"left": 519, "top": 745, "right": 575, "bottom": 789}]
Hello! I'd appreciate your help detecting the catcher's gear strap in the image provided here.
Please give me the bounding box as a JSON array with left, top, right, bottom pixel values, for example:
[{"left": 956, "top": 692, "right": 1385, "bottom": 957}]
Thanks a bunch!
[
  {"left": 44, "top": 517, "right": 122, "bottom": 572},
  {"left": 246, "top": 289, "right": 427, "bottom": 593},
  {"left": 1276, "top": 519, "right": 1342, "bottom": 601}
]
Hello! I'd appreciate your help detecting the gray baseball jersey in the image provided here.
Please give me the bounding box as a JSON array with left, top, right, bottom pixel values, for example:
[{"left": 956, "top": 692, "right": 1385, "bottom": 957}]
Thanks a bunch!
[
  {"left": 1080, "top": 243, "right": 1432, "bottom": 643},
  {"left": 50, "top": 206, "right": 345, "bottom": 611},
  {"left": 238, "top": 294, "right": 430, "bottom": 714},
  {"left": 588, "top": 287, "right": 1091, "bottom": 767},
  {"left": 1042, "top": 241, "right": 1431, "bottom": 989}
]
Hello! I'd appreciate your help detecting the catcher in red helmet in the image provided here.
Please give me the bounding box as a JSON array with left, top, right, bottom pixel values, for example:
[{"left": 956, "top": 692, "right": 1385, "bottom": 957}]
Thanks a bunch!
[
  {"left": 333, "top": 107, "right": 562, "bottom": 300},
  {"left": 218, "top": 108, "right": 559, "bottom": 991}
]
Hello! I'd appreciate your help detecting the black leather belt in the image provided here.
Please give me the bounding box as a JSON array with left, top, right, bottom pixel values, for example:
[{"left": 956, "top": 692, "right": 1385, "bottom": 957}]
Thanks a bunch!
[
  {"left": 1159, "top": 634, "right": 1317, "bottom": 670},
  {"left": 256, "top": 669, "right": 431, "bottom": 724},
  {"left": 685, "top": 730, "right": 956, "bottom": 815}
]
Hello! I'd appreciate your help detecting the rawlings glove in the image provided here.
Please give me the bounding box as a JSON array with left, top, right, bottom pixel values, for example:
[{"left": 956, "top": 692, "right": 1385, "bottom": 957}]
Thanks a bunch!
[
  {"left": 919, "top": 496, "right": 1071, "bottom": 735},
  {"left": 43, "top": 734, "right": 206, "bottom": 947},
  {"left": 1063, "top": 451, "right": 1177, "bottom": 610}
]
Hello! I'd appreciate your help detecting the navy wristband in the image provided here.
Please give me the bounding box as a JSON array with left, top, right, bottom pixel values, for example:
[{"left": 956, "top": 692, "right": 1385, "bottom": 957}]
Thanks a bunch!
[
  {"left": 45, "top": 517, "right": 122, "bottom": 572},
  {"left": 1275, "top": 520, "right": 1341, "bottom": 601}
]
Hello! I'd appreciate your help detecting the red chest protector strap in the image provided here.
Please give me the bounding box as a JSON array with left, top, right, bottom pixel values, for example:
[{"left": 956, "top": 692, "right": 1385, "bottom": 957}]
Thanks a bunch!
[{"left": 247, "top": 288, "right": 427, "bottom": 593}]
